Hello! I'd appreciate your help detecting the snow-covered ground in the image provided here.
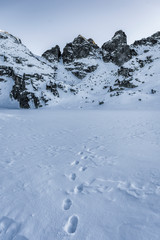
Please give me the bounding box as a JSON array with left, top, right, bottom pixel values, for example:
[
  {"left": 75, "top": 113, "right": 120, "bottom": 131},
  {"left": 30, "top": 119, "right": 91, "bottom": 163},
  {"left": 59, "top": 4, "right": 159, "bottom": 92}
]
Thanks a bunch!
[{"left": 0, "top": 109, "right": 160, "bottom": 240}]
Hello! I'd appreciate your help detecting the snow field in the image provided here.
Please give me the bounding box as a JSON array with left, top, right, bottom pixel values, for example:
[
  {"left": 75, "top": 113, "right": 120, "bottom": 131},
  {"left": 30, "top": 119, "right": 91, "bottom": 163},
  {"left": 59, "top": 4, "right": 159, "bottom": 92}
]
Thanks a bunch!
[{"left": 0, "top": 109, "right": 160, "bottom": 239}]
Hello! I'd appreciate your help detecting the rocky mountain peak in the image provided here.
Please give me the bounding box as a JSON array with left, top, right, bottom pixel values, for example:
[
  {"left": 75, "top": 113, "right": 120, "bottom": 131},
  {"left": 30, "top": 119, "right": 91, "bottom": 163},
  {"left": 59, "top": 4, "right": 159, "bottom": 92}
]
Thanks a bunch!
[
  {"left": 1, "top": 29, "right": 160, "bottom": 109},
  {"left": 72, "top": 34, "right": 87, "bottom": 44},
  {"left": 112, "top": 30, "right": 127, "bottom": 45},
  {"left": 42, "top": 45, "right": 61, "bottom": 63},
  {"left": 102, "top": 30, "right": 137, "bottom": 66},
  {"left": 61, "top": 35, "right": 101, "bottom": 79},
  {"left": 0, "top": 30, "right": 21, "bottom": 44},
  {"left": 62, "top": 35, "right": 100, "bottom": 64},
  {"left": 133, "top": 31, "right": 160, "bottom": 47},
  {"left": 87, "top": 38, "right": 96, "bottom": 45}
]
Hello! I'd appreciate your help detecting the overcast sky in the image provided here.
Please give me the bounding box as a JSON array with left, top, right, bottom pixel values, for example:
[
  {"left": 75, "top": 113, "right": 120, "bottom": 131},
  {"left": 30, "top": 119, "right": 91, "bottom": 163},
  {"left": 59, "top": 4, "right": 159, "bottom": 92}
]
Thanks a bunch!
[{"left": 0, "top": 0, "right": 160, "bottom": 55}]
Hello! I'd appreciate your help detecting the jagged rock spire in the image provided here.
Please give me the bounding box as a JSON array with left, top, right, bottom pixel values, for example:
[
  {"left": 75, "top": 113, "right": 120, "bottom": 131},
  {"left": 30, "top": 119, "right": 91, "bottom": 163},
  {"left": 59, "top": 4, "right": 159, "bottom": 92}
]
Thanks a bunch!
[
  {"left": 42, "top": 45, "right": 61, "bottom": 63},
  {"left": 102, "top": 30, "right": 137, "bottom": 66},
  {"left": 133, "top": 31, "right": 160, "bottom": 47},
  {"left": 112, "top": 30, "right": 127, "bottom": 45},
  {"left": 62, "top": 34, "right": 100, "bottom": 64}
]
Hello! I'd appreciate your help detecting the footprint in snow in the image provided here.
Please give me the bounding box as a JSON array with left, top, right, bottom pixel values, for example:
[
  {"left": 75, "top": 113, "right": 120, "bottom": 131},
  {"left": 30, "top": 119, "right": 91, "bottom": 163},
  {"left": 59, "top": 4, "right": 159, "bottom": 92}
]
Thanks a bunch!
[
  {"left": 79, "top": 166, "right": 87, "bottom": 172},
  {"left": 74, "top": 184, "right": 84, "bottom": 194},
  {"left": 69, "top": 173, "right": 76, "bottom": 181},
  {"left": 81, "top": 155, "right": 88, "bottom": 160},
  {"left": 63, "top": 199, "right": 72, "bottom": 210},
  {"left": 64, "top": 215, "right": 78, "bottom": 234},
  {"left": 77, "top": 151, "right": 83, "bottom": 155},
  {"left": 71, "top": 160, "right": 79, "bottom": 166}
]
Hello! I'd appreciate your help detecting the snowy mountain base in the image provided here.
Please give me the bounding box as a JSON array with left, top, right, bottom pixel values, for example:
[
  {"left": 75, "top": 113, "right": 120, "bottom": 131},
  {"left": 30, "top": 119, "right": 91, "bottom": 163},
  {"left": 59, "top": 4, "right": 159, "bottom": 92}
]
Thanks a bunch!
[
  {"left": 0, "top": 109, "right": 160, "bottom": 240},
  {"left": 0, "top": 30, "right": 160, "bottom": 109}
]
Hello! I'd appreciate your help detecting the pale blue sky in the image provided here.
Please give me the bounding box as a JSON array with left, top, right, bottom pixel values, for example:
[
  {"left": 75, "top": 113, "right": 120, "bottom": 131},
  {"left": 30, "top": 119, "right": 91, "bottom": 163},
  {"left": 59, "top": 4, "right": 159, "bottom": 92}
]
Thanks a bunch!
[{"left": 0, "top": 0, "right": 160, "bottom": 55}]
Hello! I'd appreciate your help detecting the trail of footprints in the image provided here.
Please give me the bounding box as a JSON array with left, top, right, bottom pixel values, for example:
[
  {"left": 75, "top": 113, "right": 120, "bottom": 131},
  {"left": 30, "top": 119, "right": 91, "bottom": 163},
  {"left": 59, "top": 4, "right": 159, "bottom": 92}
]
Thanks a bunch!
[{"left": 62, "top": 149, "right": 88, "bottom": 235}]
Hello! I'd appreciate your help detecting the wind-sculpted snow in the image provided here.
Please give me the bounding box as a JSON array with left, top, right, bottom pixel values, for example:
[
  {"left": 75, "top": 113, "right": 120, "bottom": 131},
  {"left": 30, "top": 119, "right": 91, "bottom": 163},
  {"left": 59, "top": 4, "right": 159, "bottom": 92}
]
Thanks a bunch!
[{"left": 0, "top": 109, "right": 160, "bottom": 239}]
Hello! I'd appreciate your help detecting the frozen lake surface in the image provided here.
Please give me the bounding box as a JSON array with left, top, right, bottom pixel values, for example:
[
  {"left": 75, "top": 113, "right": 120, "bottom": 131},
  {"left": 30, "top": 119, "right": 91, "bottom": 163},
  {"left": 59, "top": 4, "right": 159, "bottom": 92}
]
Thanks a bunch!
[{"left": 0, "top": 109, "right": 160, "bottom": 240}]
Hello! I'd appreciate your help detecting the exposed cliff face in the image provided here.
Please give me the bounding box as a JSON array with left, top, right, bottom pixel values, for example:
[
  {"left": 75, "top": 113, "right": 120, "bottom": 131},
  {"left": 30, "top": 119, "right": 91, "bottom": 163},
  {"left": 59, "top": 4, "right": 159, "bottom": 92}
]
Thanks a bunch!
[
  {"left": 62, "top": 35, "right": 101, "bottom": 79},
  {"left": 42, "top": 45, "right": 61, "bottom": 63},
  {"left": 62, "top": 35, "right": 101, "bottom": 63},
  {"left": 0, "top": 29, "right": 160, "bottom": 109},
  {"left": 0, "top": 30, "right": 65, "bottom": 109},
  {"left": 133, "top": 31, "right": 160, "bottom": 47},
  {"left": 102, "top": 30, "right": 137, "bottom": 66}
]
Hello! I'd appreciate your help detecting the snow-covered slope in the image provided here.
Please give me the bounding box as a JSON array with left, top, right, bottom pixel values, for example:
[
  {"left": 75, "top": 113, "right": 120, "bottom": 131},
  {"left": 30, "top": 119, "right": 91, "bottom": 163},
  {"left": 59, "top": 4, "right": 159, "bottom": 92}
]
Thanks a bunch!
[
  {"left": 0, "top": 29, "right": 160, "bottom": 109},
  {"left": 0, "top": 30, "right": 68, "bottom": 108}
]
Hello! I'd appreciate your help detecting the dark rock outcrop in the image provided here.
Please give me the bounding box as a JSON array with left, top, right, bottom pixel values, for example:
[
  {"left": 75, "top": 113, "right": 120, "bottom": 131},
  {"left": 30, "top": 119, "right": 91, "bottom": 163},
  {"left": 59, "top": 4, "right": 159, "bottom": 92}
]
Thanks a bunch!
[
  {"left": 42, "top": 45, "right": 61, "bottom": 62},
  {"left": 102, "top": 30, "right": 137, "bottom": 66},
  {"left": 118, "top": 67, "right": 134, "bottom": 78},
  {"left": 0, "top": 66, "right": 60, "bottom": 108},
  {"left": 62, "top": 35, "right": 101, "bottom": 79},
  {"left": 114, "top": 79, "right": 137, "bottom": 89},
  {"left": 62, "top": 35, "right": 101, "bottom": 64},
  {"left": 133, "top": 31, "right": 160, "bottom": 47},
  {"left": 65, "top": 62, "right": 98, "bottom": 79},
  {"left": 0, "top": 66, "right": 41, "bottom": 108},
  {"left": 46, "top": 81, "right": 59, "bottom": 97}
]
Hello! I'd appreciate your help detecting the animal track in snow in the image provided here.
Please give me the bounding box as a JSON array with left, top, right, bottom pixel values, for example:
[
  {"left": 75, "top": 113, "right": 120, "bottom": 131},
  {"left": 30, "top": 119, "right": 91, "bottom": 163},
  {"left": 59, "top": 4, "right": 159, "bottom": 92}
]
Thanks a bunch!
[
  {"left": 69, "top": 173, "right": 76, "bottom": 181},
  {"left": 79, "top": 166, "right": 87, "bottom": 172},
  {"left": 64, "top": 215, "right": 78, "bottom": 234},
  {"left": 77, "top": 151, "right": 83, "bottom": 155},
  {"left": 63, "top": 198, "right": 72, "bottom": 210},
  {"left": 0, "top": 216, "right": 28, "bottom": 240},
  {"left": 117, "top": 182, "right": 146, "bottom": 199},
  {"left": 81, "top": 155, "right": 88, "bottom": 160},
  {"left": 71, "top": 160, "right": 79, "bottom": 166},
  {"left": 74, "top": 184, "right": 84, "bottom": 194}
]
